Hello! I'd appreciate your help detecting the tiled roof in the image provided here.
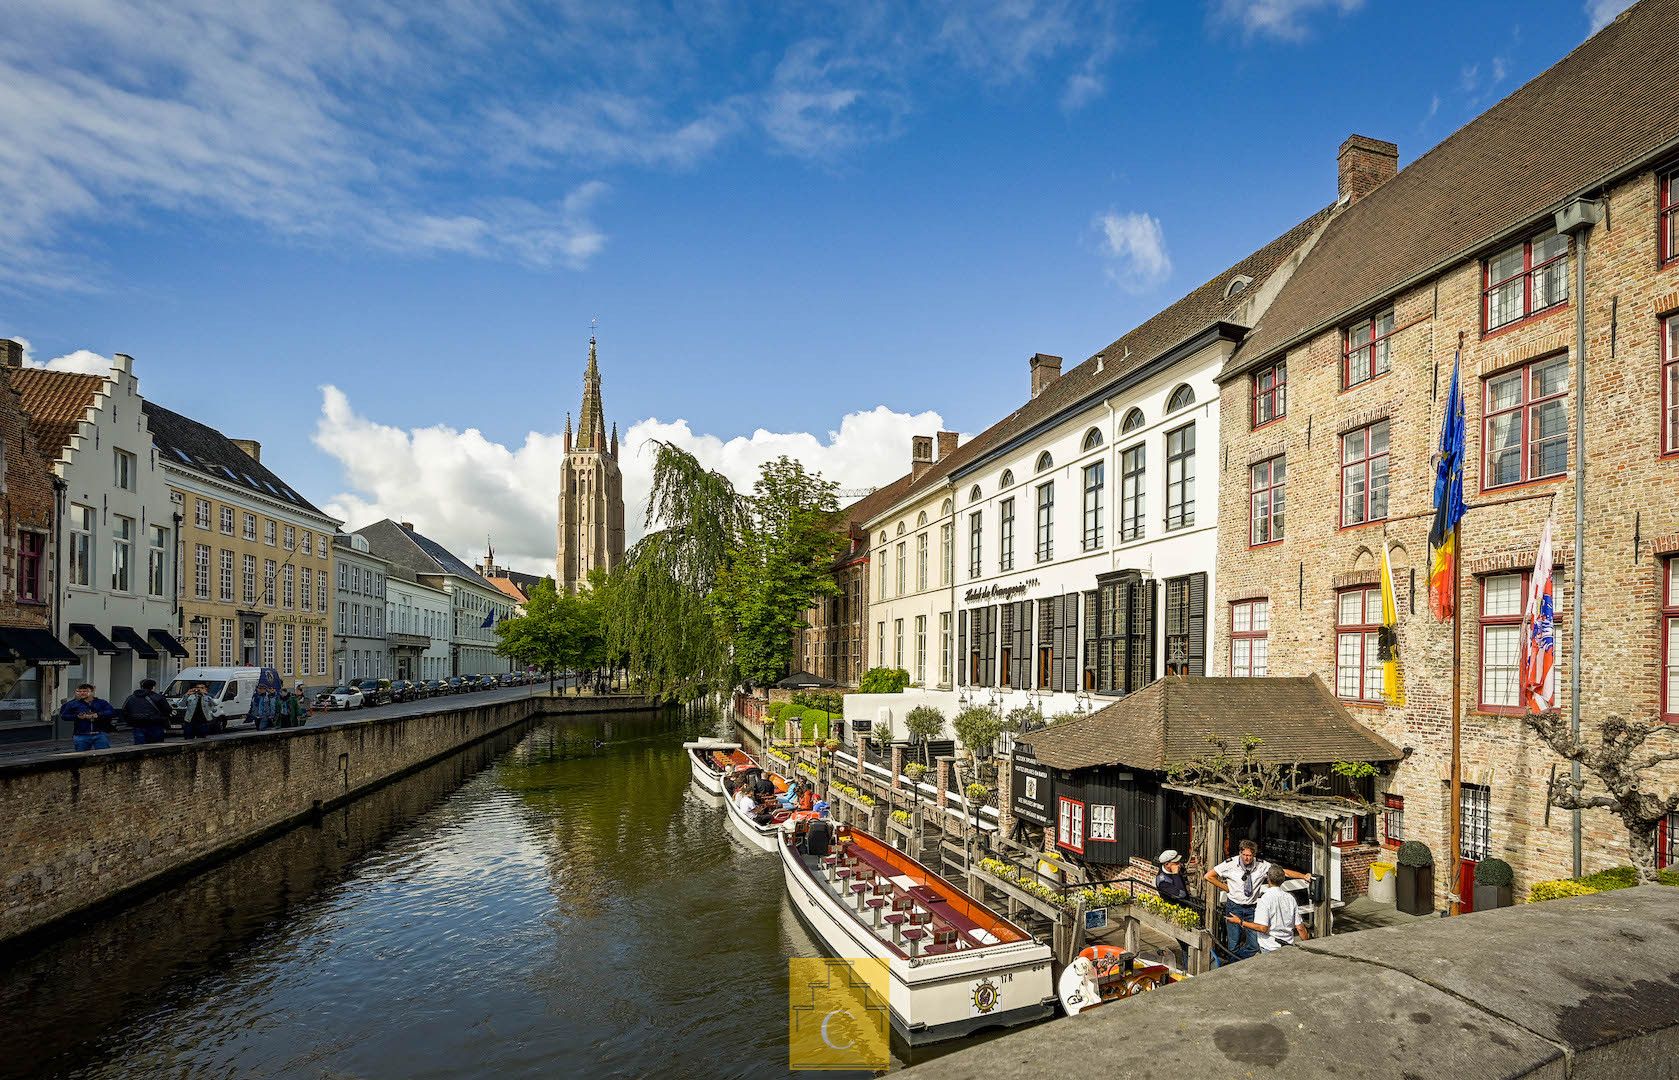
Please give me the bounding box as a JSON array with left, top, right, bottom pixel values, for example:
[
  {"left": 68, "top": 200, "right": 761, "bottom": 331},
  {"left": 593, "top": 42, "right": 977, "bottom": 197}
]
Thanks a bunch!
[
  {"left": 355, "top": 519, "right": 500, "bottom": 592},
  {"left": 854, "top": 203, "right": 1334, "bottom": 532},
  {"left": 487, "top": 576, "right": 529, "bottom": 604},
  {"left": 142, "top": 401, "right": 329, "bottom": 516},
  {"left": 1231, "top": 0, "right": 1679, "bottom": 372},
  {"left": 1018, "top": 675, "right": 1401, "bottom": 772},
  {"left": 11, "top": 369, "right": 103, "bottom": 461}
]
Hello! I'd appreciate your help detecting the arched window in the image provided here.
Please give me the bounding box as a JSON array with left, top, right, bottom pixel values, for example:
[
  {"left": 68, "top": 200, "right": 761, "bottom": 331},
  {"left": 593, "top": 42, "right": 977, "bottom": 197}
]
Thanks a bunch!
[
  {"left": 916, "top": 511, "right": 927, "bottom": 526},
  {"left": 1035, "top": 451, "right": 1054, "bottom": 472},
  {"left": 879, "top": 532, "right": 887, "bottom": 545},
  {"left": 941, "top": 498, "right": 953, "bottom": 515},
  {"left": 999, "top": 468, "right": 1015, "bottom": 488},
  {"left": 969, "top": 485, "right": 983, "bottom": 503},
  {"left": 1121, "top": 407, "right": 1145, "bottom": 433},
  {"left": 896, "top": 522, "right": 906, "bottom": 536},
  {"left": 1082, "top": 427, "right": 1103, "bottom": 451},
  {"left": 1167, "top": 384, "right": 1196, "bottom": 412}
]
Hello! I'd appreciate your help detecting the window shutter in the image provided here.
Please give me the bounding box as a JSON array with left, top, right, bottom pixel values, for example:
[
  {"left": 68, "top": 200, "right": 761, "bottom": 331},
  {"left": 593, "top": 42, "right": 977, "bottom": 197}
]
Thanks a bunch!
[
  {"left": 1017, "top": 600, "right": 1033, "bottom": 689},
  {"left": 1188, "top": 572, "right": 1207, "bottom": 676},
  {"left": 1056, "top": 593, "right": 1072, "bottom": 692},
  {"left": 957, "top": 611, "right": 968, "bottom": 686},
  {"left": 1134, "top": 578, "right": 1157, "bottom": 691}
]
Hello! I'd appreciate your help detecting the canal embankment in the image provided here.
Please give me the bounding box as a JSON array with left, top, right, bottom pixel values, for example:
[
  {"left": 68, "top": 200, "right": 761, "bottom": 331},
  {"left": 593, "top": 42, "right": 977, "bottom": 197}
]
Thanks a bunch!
[{"left": 0, "top": 690, "right": 651, "bottom": 948}]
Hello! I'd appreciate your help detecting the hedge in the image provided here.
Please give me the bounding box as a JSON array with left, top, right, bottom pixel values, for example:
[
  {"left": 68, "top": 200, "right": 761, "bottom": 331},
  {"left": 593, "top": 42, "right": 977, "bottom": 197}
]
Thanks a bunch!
[{"left": 1527, "top": 865, "right": 1679, "bottom": 903}]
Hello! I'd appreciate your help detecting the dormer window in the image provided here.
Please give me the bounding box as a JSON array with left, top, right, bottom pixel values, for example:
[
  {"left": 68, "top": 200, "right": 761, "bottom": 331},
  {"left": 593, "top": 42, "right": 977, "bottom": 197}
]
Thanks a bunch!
[{"left": 1484, "top": 229, "right": 1568, "bottom": 332}]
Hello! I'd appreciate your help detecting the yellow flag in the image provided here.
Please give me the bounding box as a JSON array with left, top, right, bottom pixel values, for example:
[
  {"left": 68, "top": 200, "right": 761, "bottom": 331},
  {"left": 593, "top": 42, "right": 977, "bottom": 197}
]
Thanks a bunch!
[{"left": 1379, "top": 540, "right": 1406, "bottom": 706}]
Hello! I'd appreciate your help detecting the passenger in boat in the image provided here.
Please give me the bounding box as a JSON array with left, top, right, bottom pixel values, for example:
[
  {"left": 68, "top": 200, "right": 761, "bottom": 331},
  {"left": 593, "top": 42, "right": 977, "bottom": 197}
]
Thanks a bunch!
[
  {"left": 1230, "top": 866, "right": 1309, "bottom": 952},
  {"left": 734, "top": 788, "right": 758, "bottom": 817},
  {"left": 778, "top": 778, "right": 806, "bottom": 810}
]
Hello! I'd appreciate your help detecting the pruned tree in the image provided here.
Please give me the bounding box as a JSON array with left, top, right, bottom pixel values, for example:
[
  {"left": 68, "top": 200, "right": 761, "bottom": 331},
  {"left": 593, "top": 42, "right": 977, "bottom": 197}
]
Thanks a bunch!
[
  {"left": 903, "top": 705, "right": 945, "bottom": 766},
  {"left": 1522, "top": 709, "right": 1679, "bottom": 883},
  {"left": 1166, "top": 735, "right": 1326, "bottom": 802}
]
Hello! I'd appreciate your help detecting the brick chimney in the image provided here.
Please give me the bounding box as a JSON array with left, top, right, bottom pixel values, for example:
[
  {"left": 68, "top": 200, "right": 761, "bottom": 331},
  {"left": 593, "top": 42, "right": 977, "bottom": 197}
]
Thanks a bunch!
[
  {"left": 0, "top": 339, "right": 22, "bottom": 369},
  {"left": 400, "top": 521, "right": 414, "bottom": 532},
  {"left": 911, "top": 435, "right": 934, "bottom": 480},
  {"left": 1029, "top": 353, "right": 1063, "bottom": 398},
  {"left": 936, "top": 430, "right": 959, "bottom": 460},
  {"left": 1338, "top": 135, "right": 1398, "bottom": 204},
  {"left": 231, "top": 439, "right": 261, "bottom": 463}
]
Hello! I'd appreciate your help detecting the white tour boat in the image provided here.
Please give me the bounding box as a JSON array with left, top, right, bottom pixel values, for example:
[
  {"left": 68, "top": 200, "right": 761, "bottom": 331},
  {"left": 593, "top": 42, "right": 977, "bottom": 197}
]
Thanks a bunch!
[
  {"left": 722, "top": 765, "right": 796, "bottom": 852},
  {"left": 683, "top": 738, "right": 753, "bottom": 795},
  {"left": 780, "top": 821, "right": 1056, "bottom": 1045}
]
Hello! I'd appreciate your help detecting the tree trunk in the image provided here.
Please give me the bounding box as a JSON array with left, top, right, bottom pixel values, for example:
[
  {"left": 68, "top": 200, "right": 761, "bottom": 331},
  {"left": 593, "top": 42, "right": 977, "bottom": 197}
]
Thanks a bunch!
[{"left": 1628, "top": 823, "right": 1660, "bottom": 884}]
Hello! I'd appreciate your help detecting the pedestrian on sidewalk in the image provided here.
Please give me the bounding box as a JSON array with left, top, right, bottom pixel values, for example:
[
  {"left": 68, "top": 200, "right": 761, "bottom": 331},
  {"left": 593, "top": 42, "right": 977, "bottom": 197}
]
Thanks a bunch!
[
  {"left": 277, "top": 686, "right": 307, "bottom": 728},
  {"left": 62, "top": 683, "right": 116, "bottom": 752},
  {"left": 250, "top": 686, "right": 277, "bottom": 731},
  {"left": 179, "top": 684, "right": 217, "bottom": 739},
  {"left": 122, "top": 679, "right": 172, "bottom": 745}
]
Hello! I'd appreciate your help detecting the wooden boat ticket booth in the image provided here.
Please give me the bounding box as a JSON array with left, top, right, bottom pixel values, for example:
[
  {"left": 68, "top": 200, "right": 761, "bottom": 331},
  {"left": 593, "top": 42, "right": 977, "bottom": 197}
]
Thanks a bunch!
[{"left": 1011, "top": 674, "right": 1403, "bottom": 947}]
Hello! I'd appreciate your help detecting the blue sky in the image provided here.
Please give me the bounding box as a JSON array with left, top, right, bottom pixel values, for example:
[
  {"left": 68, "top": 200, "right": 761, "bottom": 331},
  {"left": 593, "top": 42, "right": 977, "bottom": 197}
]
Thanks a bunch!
[{"left": 0, "top": 0, "right": 1635, "bottom": 572}]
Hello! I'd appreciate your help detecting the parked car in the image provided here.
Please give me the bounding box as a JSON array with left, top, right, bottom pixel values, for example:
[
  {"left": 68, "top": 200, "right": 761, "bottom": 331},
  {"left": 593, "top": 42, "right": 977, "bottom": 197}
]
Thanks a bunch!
[
  {"left": 355, "top": 678, "right": 392, "bottom": 705},
  {"left": 388, "top": 679, "right": 417, "bottom": 703},
  {"left": 323, "top": 685, "right": 365, "bottom": 710},
  {"left": 446, "top": 676, "right": 466, "bottom": 693},
  {"left": 478, "top": 675, "right": 500, "bottom": 690},
  {"left": 424, "top": 679, "right": 448, "bottom": 696}
]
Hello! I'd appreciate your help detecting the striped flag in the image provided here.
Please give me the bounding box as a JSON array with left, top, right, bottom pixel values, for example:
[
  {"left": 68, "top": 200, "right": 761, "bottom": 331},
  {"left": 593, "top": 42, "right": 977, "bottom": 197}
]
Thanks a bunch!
[
  {"left": 1428, "top": 352, "right": 1467, "bottom": 620},
  {"left": 1521, "top": 520, "right": 1558, "bottom": 712},
  {"left": 1379, "top": 539, "right": 1406, "bottom": 706}
]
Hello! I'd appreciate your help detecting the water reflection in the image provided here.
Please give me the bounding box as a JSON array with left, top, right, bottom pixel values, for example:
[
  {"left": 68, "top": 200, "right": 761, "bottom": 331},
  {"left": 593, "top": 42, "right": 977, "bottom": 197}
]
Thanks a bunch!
[{"left": 0, "top": 706, "right": 995, "bottom": 1078}]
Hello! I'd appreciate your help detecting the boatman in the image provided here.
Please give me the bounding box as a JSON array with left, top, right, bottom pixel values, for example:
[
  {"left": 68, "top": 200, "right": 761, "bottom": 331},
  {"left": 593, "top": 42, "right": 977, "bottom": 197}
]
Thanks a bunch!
[
  {"left": 1204, "top": 839, "right": 1309, "bottom": 961},
  {"left": 1229, "top": 866, "right": 1310, "bottom": 953}
]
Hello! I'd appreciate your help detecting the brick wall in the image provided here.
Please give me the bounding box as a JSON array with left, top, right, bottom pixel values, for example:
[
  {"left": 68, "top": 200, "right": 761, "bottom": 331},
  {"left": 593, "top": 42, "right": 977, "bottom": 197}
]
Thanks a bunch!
[
  {"left": 0, "top": 696, "right": 547, "bottom": 945},
  {"left": 0, "top": 354, "right": 58, "bottom": 628},
  {"left": 1216, "top": 165, "right": 1679, "bottom": 903}
]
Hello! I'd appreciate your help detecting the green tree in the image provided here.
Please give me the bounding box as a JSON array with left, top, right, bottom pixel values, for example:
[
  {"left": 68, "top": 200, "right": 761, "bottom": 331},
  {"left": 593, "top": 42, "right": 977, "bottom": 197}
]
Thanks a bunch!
[
  {"left": 952, "top": 705, "right": 1005, "bottom": 778},
  {"left": 713, "top": 456, "right": 844, "bottom": 688},
  {"left": 903, "top": 705, "right": 945, "bottom": 766}
]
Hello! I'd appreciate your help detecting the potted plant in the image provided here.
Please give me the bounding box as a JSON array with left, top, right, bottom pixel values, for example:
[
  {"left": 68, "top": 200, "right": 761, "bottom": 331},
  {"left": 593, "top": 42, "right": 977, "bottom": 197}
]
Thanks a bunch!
[
  {"left": 1395, "top": 840, "right": 1435, "bottom": 915},
  {"left": 1473, "top": 857, "right": 1515, "bottom": 911}
]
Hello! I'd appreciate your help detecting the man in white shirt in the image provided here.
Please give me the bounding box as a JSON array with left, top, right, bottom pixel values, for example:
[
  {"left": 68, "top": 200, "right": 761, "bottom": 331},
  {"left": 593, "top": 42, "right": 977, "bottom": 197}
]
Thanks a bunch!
[
  {"left": 1231, "top": 867, "right": 1310, "bottom": 952},
  {"left": 735, "top": 789, "right": 758, "bottom": 816},
  {"left": 1205, "top": 839, "right": 1310, "bottom": 961}
]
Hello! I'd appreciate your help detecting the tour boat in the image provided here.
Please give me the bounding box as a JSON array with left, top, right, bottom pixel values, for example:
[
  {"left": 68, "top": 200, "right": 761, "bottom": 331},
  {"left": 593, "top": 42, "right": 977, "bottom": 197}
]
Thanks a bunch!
[
  {"left": 1056, "top": 944, "right": 1175, "bottom": 1016},
  {"left": 780, "top": 821, "right": 1056, "bottom": 1045},
  {"left": 722, "top": 767, "right": 794, "bottom": 852},
  {"left": 683, "top": 738, "right": 755, "bottom": 796}
]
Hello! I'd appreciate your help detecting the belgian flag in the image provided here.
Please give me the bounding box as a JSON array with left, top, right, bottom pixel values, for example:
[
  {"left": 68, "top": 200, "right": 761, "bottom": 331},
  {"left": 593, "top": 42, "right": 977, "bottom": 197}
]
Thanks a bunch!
[{"left": 1428, "top": 353, "right": 1466, "bottom": 620}]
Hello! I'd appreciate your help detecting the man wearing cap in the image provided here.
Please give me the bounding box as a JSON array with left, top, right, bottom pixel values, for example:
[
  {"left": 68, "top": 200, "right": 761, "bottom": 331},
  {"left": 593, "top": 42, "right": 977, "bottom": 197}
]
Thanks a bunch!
[
  {"left": 1205, "top": 839, "right": 1309, "bottom": 961},
  {"left": 1154, "top": 850, "right": 1193, "bottom": 906}
]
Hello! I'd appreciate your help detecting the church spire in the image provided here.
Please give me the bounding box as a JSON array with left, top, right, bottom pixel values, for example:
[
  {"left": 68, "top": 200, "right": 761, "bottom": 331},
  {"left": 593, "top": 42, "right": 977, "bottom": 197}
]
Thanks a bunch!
[
  {"left": 564, "top": 411, "right": 572, "bottom": 453},
  {"left": 577, "top": 335, "right": 607, "bottom": 453}
]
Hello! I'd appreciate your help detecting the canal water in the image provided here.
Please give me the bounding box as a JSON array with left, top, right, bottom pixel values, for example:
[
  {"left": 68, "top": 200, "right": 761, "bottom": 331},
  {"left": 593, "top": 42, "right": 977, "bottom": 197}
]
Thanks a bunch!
[{"left": 0, "top": 708, "right": 986, "bottom": 1078}]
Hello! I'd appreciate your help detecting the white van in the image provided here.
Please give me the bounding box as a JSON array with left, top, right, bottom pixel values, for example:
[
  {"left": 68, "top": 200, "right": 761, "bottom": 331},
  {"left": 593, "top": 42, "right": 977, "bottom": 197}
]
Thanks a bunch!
[{"left": 163, "top": 666, "right": 282, "bottom": 731}]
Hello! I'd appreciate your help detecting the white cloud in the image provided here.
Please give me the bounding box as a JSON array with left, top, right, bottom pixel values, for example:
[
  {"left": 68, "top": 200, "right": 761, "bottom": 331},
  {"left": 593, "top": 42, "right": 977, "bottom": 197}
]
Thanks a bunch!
[
  {"left": 1586, "top": 0, "right": 1635, "bottom": 33},
  {"left": 11, "top": 338, "right": 115, "bottom": 374},
  {"left": 313, "top": 386, "right": 949, "bottom": 576},
  {"left": 1213, "top": 0, "right": 1363, "bottom": 41},
  {"left": 1094, "top": 210, "right": 1171, "bottom": 291}
]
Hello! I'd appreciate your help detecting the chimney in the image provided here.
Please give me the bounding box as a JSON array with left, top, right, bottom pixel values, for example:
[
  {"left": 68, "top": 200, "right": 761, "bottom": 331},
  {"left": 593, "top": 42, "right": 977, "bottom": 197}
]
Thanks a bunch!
[
  {"left": 231, "top": 439, "right": 261, "bottom": 463},
  {"left": 911, "top": 435, "right": 934, "bottom": 480},
  {"left": 400, "top": 521, "right": 414, "bottom": 532},
  {"left": 936, "top": 430, "right": 959, "bottom": 460},
  {"left": 0, "top": 339, "right": 22, "bottom": 369},
  {"left": 1029, "top": 353, "right": 1063, "bottom": 398},
  {"left": 1338, "top": 135, "right": 1398, "bottom": 204}
]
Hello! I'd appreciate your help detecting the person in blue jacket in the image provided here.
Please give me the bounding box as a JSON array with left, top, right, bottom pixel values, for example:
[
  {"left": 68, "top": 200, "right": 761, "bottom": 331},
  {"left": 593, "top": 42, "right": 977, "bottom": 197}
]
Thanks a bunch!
[{"left": 61, "top": 683, "right": 116, "bottom": 751}]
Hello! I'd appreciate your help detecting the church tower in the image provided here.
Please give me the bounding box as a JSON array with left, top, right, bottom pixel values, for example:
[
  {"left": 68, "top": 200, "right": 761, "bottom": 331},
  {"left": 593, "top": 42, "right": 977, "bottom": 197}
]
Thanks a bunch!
[{"left": 555, "top": 336, "right": 626, "bottom": 593}]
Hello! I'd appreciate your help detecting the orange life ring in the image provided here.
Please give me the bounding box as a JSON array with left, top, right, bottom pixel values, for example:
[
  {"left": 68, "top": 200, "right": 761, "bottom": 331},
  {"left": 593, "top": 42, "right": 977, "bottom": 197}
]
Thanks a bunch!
[{"left": 1078, "top": 944, "right": 1130, "bottom": 977}]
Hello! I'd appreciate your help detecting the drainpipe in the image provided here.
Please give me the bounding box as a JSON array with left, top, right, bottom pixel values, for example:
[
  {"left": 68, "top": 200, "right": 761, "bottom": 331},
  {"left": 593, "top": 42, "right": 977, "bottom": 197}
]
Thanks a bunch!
[
  {"left": 1554, "top": 195, "right": 1602, "bottom": 881},
  {"left": 50, "top": 476, "right": 68, "bottom": 738}
]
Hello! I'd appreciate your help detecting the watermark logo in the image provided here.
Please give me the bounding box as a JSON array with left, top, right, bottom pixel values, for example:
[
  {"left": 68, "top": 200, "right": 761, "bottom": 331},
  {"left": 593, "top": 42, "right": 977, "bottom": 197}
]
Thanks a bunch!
[{"left": 789, "top": 957, "right": 891, "bottom": 1071}]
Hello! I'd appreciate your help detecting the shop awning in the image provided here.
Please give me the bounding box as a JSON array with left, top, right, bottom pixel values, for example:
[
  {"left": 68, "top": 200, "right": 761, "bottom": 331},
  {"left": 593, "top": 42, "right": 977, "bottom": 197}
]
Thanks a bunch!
[
  {"left": 148, "top": 628, "right": 191, "bottom": 658},
  {"left": 0, "top": 626, "right": 81, "bottom": 664},
  {"left": 69, "top": 623, "right": 120, "bottom": 655},
  {"left": 112, "top": 625, "right": 160, "bottom": 659}
]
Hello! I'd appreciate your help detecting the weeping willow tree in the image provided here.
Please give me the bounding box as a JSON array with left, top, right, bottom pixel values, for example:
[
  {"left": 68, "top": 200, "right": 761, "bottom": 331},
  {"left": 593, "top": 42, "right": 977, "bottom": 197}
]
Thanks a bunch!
[{"left": 602, "top": 442, "right": 748, "bottom": 702}]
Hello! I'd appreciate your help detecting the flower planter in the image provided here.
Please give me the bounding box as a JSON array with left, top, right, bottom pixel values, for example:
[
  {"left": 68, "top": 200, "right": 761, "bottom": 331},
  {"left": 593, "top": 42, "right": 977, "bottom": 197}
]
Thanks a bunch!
[
  {"left": 1396, "top": 863, "right": 1434, "bottom": 915},
  {"left": 1472, "top": 883, "right": 1513, "bottom": 911}
]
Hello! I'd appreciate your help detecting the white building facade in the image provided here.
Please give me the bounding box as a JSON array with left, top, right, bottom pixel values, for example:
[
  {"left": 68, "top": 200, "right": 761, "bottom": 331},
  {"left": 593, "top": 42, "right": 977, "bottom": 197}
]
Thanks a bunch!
[
  {"left": 333, "top": 534, "right": 389, "bottom": 683},
  {"left": 862, "top": 434, "right": 962, "bottom": 692},
  {"left": 385, "top": 573, "right": 451, "bottom": 682}
]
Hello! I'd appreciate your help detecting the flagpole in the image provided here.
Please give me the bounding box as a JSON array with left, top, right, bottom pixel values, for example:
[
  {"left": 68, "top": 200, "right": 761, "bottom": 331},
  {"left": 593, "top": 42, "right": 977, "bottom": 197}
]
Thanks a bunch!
[{"left": 1448, "top": 513, "right": 1462, "bottom": 918}]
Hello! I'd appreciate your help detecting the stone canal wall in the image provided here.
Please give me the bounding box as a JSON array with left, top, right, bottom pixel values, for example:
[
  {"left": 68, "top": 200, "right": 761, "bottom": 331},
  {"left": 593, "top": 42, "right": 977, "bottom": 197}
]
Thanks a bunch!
[{"left": 0, "top": 693, "right": 572, "bottom": 947}]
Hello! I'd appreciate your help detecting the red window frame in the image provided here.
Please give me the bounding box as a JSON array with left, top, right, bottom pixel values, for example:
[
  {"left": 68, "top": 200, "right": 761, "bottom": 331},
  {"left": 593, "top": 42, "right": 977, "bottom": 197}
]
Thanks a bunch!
[
  {"left": 1057, "top": 796, "right": 1086, "bottom": 853},
  {"left": 1339, "top": 420, "right": 1389, "bottom": 528},
  {"left": 1230, "top": 599, "right": 1269, "bottom": 677},
  {"left": 1661, "top": 167, "right": 1679, "bottom": 267},
  {"left": 1662, "top": 559, "right": 1678, "bottom": 724},
  {"left": 1252, "top": 361, "right": 1286, "bottom": 427},
  {"left": 15, "top": 530, "right": 44, "bottom": 603},
  {"left": 1335, "top": 585, "right": 1383, "bottom": 703},
  {"left": 1483, "top": 230, "right": 1569, "bottom": 332},
  {"left": 1478, "top": 571, "right": 1529, "bottom": 713},
  {"left": 1249, "top": 456, "right": 1284, "bottom": 546},
  {"left": 1663, "top": 314, "right": 1679, "bottom": 457},
  {"left": 1382, "top": 793, "right": 1405, "bottom": 847},
  {"left": 1482, "top": 355, "right": 1569, "bottom": 491},
  {"left": 1343, "top": 310, "right": 1394, "bottom": 389}
]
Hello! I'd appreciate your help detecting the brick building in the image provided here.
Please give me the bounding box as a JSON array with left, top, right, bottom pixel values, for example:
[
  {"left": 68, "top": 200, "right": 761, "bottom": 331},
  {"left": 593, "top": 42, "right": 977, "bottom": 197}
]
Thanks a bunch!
[
  {"left": 793, "top": 484, "right": 898, "bottom": 687},
  {"left": 0, "top": 341, "right": 76, "bottom": 742},
  {"left": 1214, "top": 0, "right": 1679, "bottom": 901}
]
